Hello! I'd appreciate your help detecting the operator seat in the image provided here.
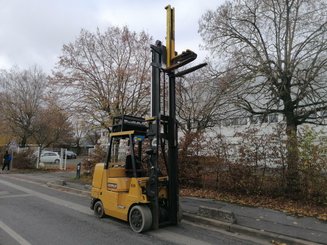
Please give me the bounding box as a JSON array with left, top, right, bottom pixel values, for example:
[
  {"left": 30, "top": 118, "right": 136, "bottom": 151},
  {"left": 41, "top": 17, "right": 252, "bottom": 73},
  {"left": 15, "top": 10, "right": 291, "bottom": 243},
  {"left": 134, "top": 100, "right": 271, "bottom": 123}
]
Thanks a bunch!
[{"left": 125, "top": 155, "right": 142, "bottom": 177}]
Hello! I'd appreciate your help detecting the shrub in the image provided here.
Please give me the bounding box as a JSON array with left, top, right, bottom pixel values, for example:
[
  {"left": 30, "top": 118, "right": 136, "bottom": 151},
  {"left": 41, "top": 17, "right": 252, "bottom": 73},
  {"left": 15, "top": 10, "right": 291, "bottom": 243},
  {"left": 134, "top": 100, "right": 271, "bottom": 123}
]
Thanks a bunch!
[
  {"left": 82, "top": 145, "right": 106, "bottom": 176},
  {"left": 298, "top": 127, "right": 327, "bottom": 203},
  {"left": 12, "top": 149, "right": 36, "bottom": 169},
  {"left": 180, "top": 125, "right": 327, "bottom": 204}
]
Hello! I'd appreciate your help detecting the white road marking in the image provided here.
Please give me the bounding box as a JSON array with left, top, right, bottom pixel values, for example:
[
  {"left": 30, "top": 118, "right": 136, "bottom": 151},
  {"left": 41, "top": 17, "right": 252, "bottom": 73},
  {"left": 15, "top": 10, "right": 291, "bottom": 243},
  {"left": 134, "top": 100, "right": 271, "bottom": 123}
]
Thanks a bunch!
[
  {"left": 148, "top": 229, "right": 213, "bottom": 245},
  {"left": 0, "top": 179, "right": 92, "bottom": 215},
  {"left": 0, "top": 193, "right": 33, "bottom": 199},
  {"left": 0, "top": 178, "right": 93, "bottom": 245},
  {"left": 183, "top": 220, "right": 271, "bottom": 245},
  {"left": 0, "top": 220, "right": 32, "bottom": 245},
  {"left": 5, "top": 174, "right": 90, "bottom": 197}
]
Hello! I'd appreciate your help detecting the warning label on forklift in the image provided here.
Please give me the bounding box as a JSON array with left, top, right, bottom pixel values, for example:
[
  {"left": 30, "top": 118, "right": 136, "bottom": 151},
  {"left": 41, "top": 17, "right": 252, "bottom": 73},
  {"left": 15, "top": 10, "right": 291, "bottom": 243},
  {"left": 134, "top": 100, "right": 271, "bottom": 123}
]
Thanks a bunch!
[{"left": 108, "top": 183, "right": 117, "bottom": 189}]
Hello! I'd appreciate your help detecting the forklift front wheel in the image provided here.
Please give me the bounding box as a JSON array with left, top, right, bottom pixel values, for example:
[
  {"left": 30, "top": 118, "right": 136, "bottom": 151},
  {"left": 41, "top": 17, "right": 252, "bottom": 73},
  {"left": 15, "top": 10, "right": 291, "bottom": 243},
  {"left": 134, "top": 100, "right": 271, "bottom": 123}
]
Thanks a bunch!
[
  {"left": 129, "top": 205, "right": 152, "bottom": 233},
  {"left": 94, "top": 201, "right": 105, "bottom": 218}
]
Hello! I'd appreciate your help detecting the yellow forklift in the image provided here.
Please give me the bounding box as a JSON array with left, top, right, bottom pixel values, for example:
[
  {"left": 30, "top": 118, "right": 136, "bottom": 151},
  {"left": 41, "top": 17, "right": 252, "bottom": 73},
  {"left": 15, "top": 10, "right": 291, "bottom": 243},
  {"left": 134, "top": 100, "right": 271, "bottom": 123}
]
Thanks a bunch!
[{"left": 90, "top": 5, "right": 206, "bottom": 232}]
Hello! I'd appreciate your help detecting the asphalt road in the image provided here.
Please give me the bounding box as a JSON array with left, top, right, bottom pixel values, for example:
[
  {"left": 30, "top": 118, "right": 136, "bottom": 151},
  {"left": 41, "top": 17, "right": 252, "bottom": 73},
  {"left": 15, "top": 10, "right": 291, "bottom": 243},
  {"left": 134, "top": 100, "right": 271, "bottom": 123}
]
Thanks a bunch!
[{"left": 0, "top": 174, "right": 267, "bottom": 245}]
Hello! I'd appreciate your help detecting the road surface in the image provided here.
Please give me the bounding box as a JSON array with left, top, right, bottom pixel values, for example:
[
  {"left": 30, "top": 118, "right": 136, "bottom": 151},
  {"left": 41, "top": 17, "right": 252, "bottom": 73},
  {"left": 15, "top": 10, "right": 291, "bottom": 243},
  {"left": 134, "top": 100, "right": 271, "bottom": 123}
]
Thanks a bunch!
[{"left": 0, "top": 173, "right": 267, "bottom": 245}]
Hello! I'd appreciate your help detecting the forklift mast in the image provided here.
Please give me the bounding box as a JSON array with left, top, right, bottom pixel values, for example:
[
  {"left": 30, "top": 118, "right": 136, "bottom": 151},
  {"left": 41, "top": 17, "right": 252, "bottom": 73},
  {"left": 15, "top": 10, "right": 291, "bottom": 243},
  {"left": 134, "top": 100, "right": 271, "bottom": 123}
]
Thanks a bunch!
[
  {"left": 148, "top": 5, "right": 207, "bottom": 229},
  {"left": 92, "top": 5, "right": 207, "bottom": 233}
]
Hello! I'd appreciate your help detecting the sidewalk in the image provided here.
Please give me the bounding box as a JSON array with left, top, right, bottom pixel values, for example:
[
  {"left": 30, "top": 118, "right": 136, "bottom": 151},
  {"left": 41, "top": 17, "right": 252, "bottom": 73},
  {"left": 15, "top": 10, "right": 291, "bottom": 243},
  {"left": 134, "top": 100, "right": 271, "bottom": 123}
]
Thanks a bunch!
[
  {"left": 9, "top": 171, "right": 326, "bottom": 245},
  {"left": 182, "top": 197, "right": 326, "bottom": 245}
]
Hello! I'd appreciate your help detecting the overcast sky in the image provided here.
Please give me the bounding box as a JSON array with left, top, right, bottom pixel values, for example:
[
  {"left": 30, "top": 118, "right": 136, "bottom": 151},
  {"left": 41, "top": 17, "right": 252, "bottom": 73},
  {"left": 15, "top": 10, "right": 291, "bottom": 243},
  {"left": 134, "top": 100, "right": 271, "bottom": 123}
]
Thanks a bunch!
[{"left": 0, "top": 0, "right": 224, "bottom": 73}]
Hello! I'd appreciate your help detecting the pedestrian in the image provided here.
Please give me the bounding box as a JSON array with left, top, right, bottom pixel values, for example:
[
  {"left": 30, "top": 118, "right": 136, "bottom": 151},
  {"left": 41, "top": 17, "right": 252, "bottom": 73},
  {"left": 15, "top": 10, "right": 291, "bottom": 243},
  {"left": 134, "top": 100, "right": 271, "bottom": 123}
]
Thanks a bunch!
[{"left": 2, "top": 150, "right": 11, "bottom": 173}]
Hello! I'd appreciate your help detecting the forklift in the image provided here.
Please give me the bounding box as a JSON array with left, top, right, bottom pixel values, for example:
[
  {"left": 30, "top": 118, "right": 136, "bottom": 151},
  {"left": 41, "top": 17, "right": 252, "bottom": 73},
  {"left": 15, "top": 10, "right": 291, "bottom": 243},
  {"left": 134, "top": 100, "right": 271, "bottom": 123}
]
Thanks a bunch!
[{"left": 90, "top": 5, "right": 206, "bottom": 233}]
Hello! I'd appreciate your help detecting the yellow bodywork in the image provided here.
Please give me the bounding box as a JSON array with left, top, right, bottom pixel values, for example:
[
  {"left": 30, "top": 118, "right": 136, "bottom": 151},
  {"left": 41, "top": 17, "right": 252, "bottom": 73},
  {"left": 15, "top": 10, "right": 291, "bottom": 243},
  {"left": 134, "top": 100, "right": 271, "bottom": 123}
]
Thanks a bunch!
[
  {"left": 165, "top": 5, "right": 175, "bottom": 67},
  {"left": 91, "top": 163, "right": 151, "bottom": 221}
]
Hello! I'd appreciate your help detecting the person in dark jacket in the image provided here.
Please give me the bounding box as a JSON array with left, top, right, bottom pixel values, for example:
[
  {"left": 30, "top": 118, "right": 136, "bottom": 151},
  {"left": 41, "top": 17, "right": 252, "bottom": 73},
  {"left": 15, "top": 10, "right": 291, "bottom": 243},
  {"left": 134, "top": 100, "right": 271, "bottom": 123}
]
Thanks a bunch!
[{"left": 2, "top": 151, "right": 11, "bottom": 172}]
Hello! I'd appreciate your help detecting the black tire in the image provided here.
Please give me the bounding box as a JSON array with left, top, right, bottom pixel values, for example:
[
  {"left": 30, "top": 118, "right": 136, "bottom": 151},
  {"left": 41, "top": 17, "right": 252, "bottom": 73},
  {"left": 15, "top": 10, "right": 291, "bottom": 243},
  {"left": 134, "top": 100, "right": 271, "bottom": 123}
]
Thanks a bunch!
[
  {"left": 129, "top": 205, "right": 152, "bottom": 233},
  {"left": 54, "top": 159, "right": 60, "bottom": 164},
  {"left": 94, "top": 200, "right": 105, "bottom": 218}
]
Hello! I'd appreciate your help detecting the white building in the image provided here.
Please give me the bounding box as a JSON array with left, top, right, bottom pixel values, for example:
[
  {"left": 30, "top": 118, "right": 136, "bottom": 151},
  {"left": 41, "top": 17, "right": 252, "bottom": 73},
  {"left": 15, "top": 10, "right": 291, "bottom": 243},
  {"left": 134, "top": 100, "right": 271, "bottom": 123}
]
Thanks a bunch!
[{"left": 208, "top": 112, "right": 327, "bottom": 168}]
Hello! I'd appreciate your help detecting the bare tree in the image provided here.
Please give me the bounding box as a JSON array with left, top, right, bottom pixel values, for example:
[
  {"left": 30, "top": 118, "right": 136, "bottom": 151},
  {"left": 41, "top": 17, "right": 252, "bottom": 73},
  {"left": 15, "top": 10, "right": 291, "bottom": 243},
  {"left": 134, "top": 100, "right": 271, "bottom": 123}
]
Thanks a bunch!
[
  {"left": 199, "top": 0, "right": 327, "bottom": 194},
  {"left": 84, "top": 129, "right": 101, "bottom": 146},
  {"left": 70, "top": 116, "right": 101, "bottom": 154},
  {"left": 0, "top": 66, "right": 47, "bottom": 146},
  {"left": 0, "top": 112, "right": 10, "bottom": 146},
  {"left": 52, "top": 26, "right": 152, "bottom": 131},
  {"left": 177, "top": 70, "right": 224, "bottom": 134},
  {"left": 32, "top": 103, "right": 73, "bottom": 150},
  {"left": 71, "top": 117, "right": 86, "bottom": 154}
]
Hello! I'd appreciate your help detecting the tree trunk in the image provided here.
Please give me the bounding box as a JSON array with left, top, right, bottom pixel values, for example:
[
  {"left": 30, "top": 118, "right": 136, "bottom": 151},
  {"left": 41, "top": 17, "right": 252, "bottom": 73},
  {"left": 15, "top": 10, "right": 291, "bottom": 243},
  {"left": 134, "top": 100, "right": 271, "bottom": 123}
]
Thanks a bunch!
[
  {"left": 285, "top": 122, "right": 301, "bottom": 197},
  {"left": 20, "top": 135, "right": 27, "bottom": 147}
]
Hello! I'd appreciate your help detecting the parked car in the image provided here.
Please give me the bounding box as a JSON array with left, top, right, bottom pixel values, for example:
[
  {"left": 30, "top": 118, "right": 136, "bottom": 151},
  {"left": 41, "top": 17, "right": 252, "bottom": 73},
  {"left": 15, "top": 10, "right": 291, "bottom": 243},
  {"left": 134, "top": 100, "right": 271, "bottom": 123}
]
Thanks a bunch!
[
  {"left": 40, "top": 152, "right": 61, "bottom": 164},
  {"left": 33, "top": 150, "right": 52, "bottom": 157},
  {"left": 65, "top": 150, "right": 77, "bottom": 159}
]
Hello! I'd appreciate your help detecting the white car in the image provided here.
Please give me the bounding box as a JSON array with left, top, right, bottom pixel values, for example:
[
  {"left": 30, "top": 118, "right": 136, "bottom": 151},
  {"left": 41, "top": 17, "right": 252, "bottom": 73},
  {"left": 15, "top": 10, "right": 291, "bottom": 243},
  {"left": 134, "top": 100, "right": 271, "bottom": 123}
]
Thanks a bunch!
[{"left": 40, "top": 152, "right": 61, "bottom": 164}]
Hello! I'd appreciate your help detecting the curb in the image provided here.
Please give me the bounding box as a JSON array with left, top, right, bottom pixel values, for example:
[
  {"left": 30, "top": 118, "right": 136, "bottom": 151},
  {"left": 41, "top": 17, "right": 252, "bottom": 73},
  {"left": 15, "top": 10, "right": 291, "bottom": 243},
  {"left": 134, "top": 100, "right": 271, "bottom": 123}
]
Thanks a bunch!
[
  {"left": 183, "top": 212, "right": 319, "bottom": 245},
  {"left": 46, "top": 181, "right": 90, "bottom": 197},
  {"left": 199, "top": 205, "right": 237, "bottom": 224}
]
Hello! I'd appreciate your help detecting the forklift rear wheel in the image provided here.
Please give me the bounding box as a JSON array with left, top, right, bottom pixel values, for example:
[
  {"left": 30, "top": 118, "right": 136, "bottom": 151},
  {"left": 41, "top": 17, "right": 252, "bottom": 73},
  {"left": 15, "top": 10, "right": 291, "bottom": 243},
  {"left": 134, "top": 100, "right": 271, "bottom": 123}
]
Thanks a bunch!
[
  {"left": 129, "top": 205, "right": 152, "bottom": 233},
  {"left": 94, "top": 201, "right": 105, "bottom": 218}
]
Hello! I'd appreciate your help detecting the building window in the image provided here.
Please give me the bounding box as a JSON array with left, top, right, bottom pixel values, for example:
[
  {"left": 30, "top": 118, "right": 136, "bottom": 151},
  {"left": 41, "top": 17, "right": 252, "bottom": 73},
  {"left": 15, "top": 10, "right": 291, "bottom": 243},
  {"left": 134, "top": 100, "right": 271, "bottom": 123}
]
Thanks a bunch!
[
  {"left": 231, "top": 118, "right": 238, "bottom": 126},
  {"left": 251, "top": 115, "right": 268, "bottom": 124},
  {"left": 238, "top": 117, "right": 248, "bottom": 125},
  {"left": 222, "top": 119, "right": 231, "bottom": 127},
  {"left": 268, "top": 114, "right": 278, "bottom": 123}
]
